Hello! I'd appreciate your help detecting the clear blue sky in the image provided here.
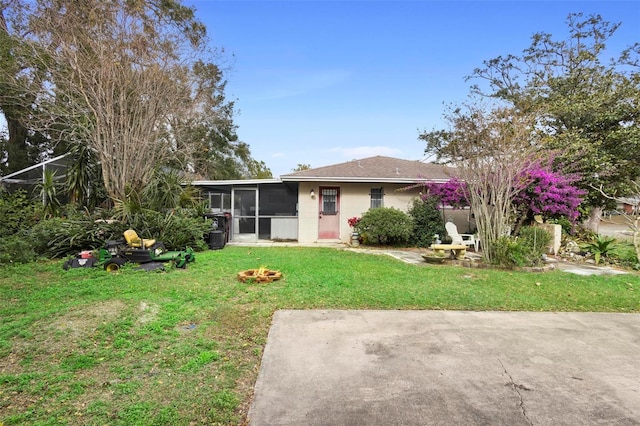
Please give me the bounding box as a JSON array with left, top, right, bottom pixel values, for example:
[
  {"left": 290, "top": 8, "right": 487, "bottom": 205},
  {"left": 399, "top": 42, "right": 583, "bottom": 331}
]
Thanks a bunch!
[
  {"left": 190, "top": 0, "right": 639, "bottom": 177},
  {"left": 0, "top": 2, "right": 636, "bottom": 177}
]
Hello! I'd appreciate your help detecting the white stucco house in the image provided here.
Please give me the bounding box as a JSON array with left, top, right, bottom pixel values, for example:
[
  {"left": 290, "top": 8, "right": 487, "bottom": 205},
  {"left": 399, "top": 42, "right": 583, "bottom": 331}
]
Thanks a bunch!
[{"left": 192, "top": 156, "right": 472, "bottom": 244}]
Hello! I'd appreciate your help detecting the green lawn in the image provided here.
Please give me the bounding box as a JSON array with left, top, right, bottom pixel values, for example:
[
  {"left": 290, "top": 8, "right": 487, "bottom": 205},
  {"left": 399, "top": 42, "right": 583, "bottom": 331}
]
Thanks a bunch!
[{"left": 1, "top": 246, "right": 638, "bottom": 425}]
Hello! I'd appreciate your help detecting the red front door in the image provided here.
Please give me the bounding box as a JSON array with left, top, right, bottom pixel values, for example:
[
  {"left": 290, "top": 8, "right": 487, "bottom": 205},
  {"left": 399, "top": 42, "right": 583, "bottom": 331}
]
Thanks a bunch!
[{"left": 318, "top": 187, "right": 340, "bottom": 239}]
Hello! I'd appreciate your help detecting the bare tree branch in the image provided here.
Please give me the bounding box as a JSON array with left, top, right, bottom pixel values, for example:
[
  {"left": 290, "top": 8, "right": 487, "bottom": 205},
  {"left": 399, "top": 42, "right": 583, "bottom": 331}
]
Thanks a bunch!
[{"left": 438, "top": 104, "right": 542, "bottom": 263}]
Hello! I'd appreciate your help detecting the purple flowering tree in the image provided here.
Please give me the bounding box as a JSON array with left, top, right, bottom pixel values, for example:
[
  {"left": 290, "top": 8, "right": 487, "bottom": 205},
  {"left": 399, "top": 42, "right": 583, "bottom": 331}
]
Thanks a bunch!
[
  {"left": 423, "top": 178, "right": 469, "bottom": 209},
  {"left": 419, "top": 164, "right": 585, "bottom": 236},
  {"left": 513, "top": 164, "right": 586, "bottom": 232},
  {"left": 419, "top": 106, "right": 586, "bottom": 263}
]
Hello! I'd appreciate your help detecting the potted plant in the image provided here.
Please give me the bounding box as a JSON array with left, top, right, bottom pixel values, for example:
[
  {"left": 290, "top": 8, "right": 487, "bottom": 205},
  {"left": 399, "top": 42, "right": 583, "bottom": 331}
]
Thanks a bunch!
[{"left": 348, "top": 216, "right": 361, "bottom": 246}]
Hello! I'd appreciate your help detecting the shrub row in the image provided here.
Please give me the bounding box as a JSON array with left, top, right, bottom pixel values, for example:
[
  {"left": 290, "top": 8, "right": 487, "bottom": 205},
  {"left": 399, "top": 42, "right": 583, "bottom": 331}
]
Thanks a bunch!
[{"left": 0, "top": 191, "right": 211, "bottom": 265}]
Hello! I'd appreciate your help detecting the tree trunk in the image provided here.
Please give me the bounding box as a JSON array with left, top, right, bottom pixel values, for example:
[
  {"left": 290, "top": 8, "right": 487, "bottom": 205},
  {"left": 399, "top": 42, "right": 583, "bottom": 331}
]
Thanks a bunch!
[
  {"left": 1, "top": 10, "right": 31, "bottom": 174},
  {"left": 582, "top": 206, "right": 603, "bottom": 233},
  {"left": 4, "top": 113, "right": 31, "bottom": 173},
  {"left": 512, "top": 210, "right": 530, "bottom": 236}
]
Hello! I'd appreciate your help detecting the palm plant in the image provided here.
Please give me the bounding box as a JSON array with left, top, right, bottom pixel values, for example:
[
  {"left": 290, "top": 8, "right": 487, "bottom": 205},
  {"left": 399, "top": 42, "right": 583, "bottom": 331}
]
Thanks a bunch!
[
  {"left": 143, "top": 168, "right": 200, "bottom": 210},
  {"left": 581, "top": 235, "right": 617, "bottom": 265},
  {"left": 111, "top": 186, "right": 147, "bottom": 224},
  {"left": 36, "top": 169, "right": 62, "bottom": 217},
  {"left": 65, "top": 142, "right": 105, "bottom": 209}
]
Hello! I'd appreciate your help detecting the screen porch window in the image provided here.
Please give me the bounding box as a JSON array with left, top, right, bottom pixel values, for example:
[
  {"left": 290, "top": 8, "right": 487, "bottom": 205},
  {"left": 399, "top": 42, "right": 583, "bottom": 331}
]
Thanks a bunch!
[
  {"left": 370, "top": 188, "right": 384, "bottom": 208},
  {"left": 208, "top": 192, "right": 231, "bottom": 212}
]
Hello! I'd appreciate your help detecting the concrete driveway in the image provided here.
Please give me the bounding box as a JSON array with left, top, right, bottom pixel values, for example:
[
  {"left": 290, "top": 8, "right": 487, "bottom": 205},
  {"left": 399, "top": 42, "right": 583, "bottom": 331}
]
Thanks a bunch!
[{"left": 248, "top": 310, "right": 640, "bottom": 425}]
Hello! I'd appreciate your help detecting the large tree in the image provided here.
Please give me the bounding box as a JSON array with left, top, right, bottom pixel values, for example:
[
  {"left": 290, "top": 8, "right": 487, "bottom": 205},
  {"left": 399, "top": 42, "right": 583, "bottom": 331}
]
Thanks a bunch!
[
  {"left": 169, "top": 61, "right": 272, "bottom": 180},
  {"left": 24, "top": 0, "right": 208, "bottom": 203},
  {"left": 421, "top": 105, "right": 541, "bottom": 263},
  {"left": 468, "top": 13, "right": 640, "bottom": 231},
  {"left": 1, "top": 0, "right": 266, "bottom": 205},
  {"left": 0, "top": 1, "right": 50, "bottom": 174}
]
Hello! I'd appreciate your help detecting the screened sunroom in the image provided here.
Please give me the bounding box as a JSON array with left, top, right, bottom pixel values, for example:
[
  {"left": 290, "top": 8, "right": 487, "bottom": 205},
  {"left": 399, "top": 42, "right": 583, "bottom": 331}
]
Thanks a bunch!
[{"left": 193, "top": 179, "right": 299, "bottom": 242}]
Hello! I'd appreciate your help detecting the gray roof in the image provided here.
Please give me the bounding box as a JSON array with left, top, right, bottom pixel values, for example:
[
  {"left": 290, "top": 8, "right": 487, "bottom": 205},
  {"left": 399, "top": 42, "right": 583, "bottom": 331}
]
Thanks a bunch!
[{"left": 281, "top": 156, "right": 454, "bottom": 183}]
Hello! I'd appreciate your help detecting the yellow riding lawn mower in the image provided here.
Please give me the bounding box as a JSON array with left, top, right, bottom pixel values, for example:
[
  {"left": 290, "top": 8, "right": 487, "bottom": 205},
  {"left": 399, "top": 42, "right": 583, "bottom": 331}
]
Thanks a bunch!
[{"left": 63, "top": 229, "right": 195, "bottom": 272}]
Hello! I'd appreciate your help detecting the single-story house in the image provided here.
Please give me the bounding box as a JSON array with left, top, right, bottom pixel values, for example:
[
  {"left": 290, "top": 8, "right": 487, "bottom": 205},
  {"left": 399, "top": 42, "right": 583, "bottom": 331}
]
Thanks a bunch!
[{"left": 191, "top": 156, "right": 474, "bottom": 244}]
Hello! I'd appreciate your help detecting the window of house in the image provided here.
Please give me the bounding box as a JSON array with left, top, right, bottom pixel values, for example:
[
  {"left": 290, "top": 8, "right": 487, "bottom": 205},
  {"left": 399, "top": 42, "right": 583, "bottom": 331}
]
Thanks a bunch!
[
  {"left": 322, "top": 188, "right": 338, "bottom": 214},
  {"left": 370, "top": 188, "right": 384, "bottom": 209}
]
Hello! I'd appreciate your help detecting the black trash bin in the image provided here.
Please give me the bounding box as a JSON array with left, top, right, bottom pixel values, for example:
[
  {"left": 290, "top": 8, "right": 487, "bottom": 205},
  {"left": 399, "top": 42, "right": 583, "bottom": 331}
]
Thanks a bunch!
[
  {"left": 204, "top": 213, "right": 228, "bottom": 249},
  {"left": 207, "top": 229, "right": 225, "bottom": 250}
]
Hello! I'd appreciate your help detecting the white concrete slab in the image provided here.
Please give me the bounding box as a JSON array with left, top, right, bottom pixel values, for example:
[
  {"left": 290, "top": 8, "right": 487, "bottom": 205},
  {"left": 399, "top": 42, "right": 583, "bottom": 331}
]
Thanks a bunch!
[{"left": 249, "top": 310, "right": 640, "bottom": 426}]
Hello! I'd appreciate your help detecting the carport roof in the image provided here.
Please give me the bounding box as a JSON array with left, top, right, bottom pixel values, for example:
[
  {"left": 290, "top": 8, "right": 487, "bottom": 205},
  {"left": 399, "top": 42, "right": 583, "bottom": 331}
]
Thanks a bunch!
[{"left": 281, "top": 156, "right": 454, "bottom": 183}]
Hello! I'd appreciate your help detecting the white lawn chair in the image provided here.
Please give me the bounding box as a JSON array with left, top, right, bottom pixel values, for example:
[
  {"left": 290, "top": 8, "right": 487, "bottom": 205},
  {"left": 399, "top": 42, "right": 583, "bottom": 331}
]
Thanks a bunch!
[{"left": 445, "top": 222, "right": 478, "bottom": 251}]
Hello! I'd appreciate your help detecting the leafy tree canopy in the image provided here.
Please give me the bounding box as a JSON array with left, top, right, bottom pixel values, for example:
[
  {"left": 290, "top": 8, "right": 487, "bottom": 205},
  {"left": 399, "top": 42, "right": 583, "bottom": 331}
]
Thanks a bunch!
[
  {"left": 467, "top": 13, "right": 640, "bottom": 209},
  {"left": 1, "top": 0, "right": 268, "bottom": 207},
  {"left": 292, "top": 164, "right": 311, "bottom": 172}
]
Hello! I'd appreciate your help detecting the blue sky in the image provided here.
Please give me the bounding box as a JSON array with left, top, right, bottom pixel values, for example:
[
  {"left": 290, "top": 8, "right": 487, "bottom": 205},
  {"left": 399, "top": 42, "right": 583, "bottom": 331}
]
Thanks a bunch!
[
  {"left": 191, "top": 0, "right": 639, "bottom": 177},
  {"left": 0, "top": 1, "right": 636, "bottom": 177}
]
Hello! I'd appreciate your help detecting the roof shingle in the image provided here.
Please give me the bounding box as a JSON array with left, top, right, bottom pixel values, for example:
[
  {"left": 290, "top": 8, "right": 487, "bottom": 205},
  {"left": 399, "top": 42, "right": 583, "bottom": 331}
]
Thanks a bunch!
[{"left": 281, "top": 156, "right": 454, "bottom": 182}]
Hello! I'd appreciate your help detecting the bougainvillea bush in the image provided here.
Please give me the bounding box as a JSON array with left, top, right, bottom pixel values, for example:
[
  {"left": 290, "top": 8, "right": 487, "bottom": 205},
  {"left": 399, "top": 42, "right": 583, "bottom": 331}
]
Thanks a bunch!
[
  {"left": 513, "top": 164, "right": 586, "bottom": 224},
  {"left": 423, "top": 178, "right": 469, "bottom": 208},
  {"left": 418, "top": 163, "right": 585, "bottom": 235}
]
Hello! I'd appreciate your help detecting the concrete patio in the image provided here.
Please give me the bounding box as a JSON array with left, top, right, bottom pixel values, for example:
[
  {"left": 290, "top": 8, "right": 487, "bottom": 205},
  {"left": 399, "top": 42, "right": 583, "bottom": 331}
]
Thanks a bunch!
[{"left": 249, "top": 310, "right": 640, "bottom": 425}]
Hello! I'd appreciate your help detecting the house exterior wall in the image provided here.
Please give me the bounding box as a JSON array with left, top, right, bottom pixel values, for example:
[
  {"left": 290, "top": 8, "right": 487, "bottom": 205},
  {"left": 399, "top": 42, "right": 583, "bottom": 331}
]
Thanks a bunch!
[
  {"left": 297, "top": 182, "right": 474, "bottom": 243},
  {"left": 298, "top": 182, "right": 320, "bottom": 243}
]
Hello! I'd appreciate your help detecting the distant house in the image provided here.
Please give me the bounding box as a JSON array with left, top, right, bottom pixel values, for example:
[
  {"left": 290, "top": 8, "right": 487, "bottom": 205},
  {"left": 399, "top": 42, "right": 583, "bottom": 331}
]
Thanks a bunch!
[
  {"left": 618, "top": 197, "right": 640, "bottom": 215},
  {"left": 192, "top": 156, "right": 472, "bottom": 244}
]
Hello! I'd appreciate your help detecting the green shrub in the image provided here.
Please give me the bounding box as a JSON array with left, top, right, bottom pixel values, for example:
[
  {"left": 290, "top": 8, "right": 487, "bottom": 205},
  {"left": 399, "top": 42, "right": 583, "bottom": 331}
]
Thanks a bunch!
[
  {"left": 490, "top": 226, "right": 552, "bottom": 268},
  {"left": 102, "top": 208, "right": 211, "bottom": 251},
  {"left": 0, "top": 189, "right": 41, "bottom": 238},
  {"left": 355, "top": 207, "right": 413, "bottom": 246},
  {"left": 491, "top": 236, "right": 525, "bottom": 268},
  {"left": 30, "top": 214, "right": 113, "bottom": 258},
  {"left": 0, "top": 232, "right": 37, "bottom": 265},
  {"left": 28, "top": 208, "right": 210, "bottom": 259},
  {"left": 408, "top": 197, "right": 445, "bottom": 248},
  {"left": 129, "top": 210, "right": 210, "bottom": 251},
  {"left": 0, "top": 187, "right": 210, "bottom": 262},
  {"left": 0, "top": 190, "right": 46, "bottom": 263},
  {"left": 608, "top": 240, "right": 639, "bottom": 269},
  {"left": 519, "top": 226, "right": 553, "bottom": 258}
]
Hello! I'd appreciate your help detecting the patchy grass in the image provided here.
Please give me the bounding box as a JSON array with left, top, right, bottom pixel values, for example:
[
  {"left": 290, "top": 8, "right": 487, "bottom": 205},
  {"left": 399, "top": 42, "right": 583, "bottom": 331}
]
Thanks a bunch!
[{"left": 1, "top": 246, "right": 639, "bottom": 424}]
